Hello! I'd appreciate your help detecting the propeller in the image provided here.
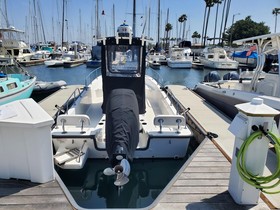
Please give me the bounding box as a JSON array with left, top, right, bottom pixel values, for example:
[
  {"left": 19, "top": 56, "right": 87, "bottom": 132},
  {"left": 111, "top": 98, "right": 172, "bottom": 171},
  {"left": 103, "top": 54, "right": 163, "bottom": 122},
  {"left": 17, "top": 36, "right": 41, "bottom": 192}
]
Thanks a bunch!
[{"left": 103, "top": 159, "right": 131, "bottom": 186}]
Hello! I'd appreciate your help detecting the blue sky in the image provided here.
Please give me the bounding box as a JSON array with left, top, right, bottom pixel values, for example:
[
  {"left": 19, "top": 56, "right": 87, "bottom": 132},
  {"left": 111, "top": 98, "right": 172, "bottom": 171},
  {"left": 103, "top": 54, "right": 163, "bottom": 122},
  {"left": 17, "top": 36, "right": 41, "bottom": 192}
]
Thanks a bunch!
[{"left": 2, "top": 0, "right": 279, "bottom": 45}]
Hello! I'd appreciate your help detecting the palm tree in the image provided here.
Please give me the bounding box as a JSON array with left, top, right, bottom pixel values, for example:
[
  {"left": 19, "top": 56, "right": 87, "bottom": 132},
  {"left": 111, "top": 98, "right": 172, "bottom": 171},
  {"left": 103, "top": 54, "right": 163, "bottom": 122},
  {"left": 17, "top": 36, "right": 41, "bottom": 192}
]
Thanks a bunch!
[
  {"left": 192, "top": 31, "right": 201, "bottom": 44},
  {"left": 201, "top": 3, "right": 207, "bottom": 46},
  {"left": 221, "top": 0, "right": 232, "bottom": 46},
  {"left": 165, "top": 23, "right": 173, "bottom": 49},
  {"left": 213, "top": 0, "right": 223, "bottom": 45},
  {"left": 178, "top": 14, "right": 187, "bottom": 41},
  {"left": 203, "top": 0, "right": 215, "bottom": 46},
  {"left": 272, "top": 8, "right": 280, "bottom": 33}
]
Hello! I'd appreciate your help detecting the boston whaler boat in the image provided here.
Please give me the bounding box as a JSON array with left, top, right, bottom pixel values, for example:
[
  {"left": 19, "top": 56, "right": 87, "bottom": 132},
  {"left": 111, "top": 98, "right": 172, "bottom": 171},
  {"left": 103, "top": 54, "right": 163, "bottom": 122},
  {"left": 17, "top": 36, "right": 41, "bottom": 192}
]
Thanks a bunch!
[
  {"left": 194, "top": 33, "right": 280, "bottom": 120},
  {"left": 51, "top": 24, "right": 199, "bottom": 209}
]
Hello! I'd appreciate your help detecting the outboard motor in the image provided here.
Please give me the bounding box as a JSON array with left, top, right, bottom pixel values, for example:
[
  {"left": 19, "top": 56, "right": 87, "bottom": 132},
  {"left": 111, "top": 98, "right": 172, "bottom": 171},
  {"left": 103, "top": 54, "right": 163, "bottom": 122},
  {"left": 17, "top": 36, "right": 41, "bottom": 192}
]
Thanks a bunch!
[
  {"left": 103, "top": 88, "right": 139, "bottom": 186},
  {"left": 223, "top": 71, "right": 239, "bottom": 80},
  {"left": 105, "top": 88, "right": 139, "bottom": 167},
  {"left": 204, "top": 71, "right": 221, "bottom": 82}
]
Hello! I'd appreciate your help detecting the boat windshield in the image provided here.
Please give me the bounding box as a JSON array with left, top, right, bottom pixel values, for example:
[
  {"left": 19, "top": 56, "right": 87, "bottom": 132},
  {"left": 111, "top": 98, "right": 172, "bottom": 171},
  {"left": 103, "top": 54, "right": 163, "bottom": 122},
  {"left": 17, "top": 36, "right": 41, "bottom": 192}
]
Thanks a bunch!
[{"left": 106, "top": 44, "right": 141, "bottom": 77}]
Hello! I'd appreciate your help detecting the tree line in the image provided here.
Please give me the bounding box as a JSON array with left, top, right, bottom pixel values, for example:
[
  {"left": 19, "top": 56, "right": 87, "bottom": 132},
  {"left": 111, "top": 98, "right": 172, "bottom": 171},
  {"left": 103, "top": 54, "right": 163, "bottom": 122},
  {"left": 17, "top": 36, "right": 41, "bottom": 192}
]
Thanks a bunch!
[{"left": 163, "top": 0, "right": 279, "bottom": 48}]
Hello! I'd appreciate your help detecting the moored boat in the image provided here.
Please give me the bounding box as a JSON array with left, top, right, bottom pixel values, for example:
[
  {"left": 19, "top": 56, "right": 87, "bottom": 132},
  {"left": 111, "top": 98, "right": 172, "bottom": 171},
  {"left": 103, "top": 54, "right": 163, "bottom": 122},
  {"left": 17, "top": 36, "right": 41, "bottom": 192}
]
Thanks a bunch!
[
  {"left": 0, "top": 26, "right": 34, "bottom": 66},
  {"left": 50, "top": 23, "right": 197, "bottom": 208},
  {"left": 167, "top": 46, "right": 192, "bottom": 69},
  {"left": 199, "top": 46, "right": 239, "bottom": 70},
  {"left": 44, "top": 52, "right": 70, "bottom": 67},
  {"left": 193, "top": 33, "right": 280, "bottom": 120},
  {"left": 0, "top": 72, "right": 36, "bottom": 105}
]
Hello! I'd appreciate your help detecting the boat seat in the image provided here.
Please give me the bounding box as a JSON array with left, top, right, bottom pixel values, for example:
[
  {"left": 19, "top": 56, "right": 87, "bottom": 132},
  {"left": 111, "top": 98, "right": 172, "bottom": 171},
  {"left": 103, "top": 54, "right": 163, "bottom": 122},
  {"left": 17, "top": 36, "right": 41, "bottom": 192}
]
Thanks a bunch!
[
  {"left": 153, "top": 115, "right": 185, "bottom": 133},
  {"left": 57, "top": 114, "right": 90, "bottom": 133}
]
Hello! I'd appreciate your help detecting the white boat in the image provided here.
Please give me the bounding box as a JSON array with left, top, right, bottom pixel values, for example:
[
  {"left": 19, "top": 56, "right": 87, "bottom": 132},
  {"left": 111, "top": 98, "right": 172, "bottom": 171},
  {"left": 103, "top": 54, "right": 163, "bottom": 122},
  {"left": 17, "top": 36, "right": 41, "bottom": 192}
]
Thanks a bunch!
[
  {"left": 193, "top": 33, "right": 280, "bottom": 120},
  {"left": 0, "top": 27, "right": 34, "bottom": 66},
  {"left": 51, "top": 26, "right": 194, "bottom": 190},
  {"left": 44, "top": 52, "right": 71, "bottom": 67},
  {"left": 0, "top": 72, "right": 36, "bottom": 105},
  {"left": 167, "top": 46, "right": 192, "bottom": 69},
  {"left": 148, "top": 57, "right": 161, "bottom": 70},
  {"left": 147, "top": 51, "right": 167, "bottom": 65},
  {"left": 199, "top": 46, "right": 239, "bottom": 70},
  {"left": 63, "top": 46, "right": 87, "bottom": 68}
]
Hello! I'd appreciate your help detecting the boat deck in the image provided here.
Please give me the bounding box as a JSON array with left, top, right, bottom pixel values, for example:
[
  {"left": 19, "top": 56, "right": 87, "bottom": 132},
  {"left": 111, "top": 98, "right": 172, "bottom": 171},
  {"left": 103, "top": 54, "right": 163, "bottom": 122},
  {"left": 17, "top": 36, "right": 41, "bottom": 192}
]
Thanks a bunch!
[
  {"left": 0, "top": 85, "right": 279, "bottom": 209},
  {"left": 39, "top": 85, "right": 84, "bottom": 118}
]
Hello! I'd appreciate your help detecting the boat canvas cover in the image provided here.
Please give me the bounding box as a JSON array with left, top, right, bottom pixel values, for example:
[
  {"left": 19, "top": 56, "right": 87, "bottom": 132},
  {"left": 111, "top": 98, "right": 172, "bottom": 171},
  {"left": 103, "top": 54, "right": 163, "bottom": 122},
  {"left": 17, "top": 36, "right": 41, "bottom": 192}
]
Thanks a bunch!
[
  {"left": 101, "top": 37, "right": 146, "bottom": 114},
  {"left": 232, "top": 51, "right": 258, "bottom": 59},
  {"left": 105, "top": 88, "right": 139, "bottom": 166}
]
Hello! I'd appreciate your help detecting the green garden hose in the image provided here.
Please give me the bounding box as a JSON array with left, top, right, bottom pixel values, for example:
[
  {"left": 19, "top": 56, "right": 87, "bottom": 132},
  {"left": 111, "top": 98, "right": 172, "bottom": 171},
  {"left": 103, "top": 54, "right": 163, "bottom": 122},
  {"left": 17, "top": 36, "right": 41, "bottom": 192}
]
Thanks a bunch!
[{"left": 237, "top": 130, "right": 280, "bottom": 194}]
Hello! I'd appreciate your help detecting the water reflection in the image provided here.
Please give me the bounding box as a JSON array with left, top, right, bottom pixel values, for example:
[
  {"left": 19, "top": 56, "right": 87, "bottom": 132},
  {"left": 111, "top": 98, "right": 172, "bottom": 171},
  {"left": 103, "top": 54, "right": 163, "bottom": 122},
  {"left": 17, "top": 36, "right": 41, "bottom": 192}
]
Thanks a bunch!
[{"left": 57, "top": 157, "right": 189, "bottom": 209}]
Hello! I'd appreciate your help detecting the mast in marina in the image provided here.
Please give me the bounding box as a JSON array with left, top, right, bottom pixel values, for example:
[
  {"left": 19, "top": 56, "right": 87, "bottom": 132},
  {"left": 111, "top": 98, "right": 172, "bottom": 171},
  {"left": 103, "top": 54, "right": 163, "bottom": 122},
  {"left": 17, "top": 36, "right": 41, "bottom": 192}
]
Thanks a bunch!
[
  {"left": 61, "top": 0, "right": 65, "bottom": 49},
  {"left": 132, "top": 0, "right": 136, "bottom": 37},
  {"left": 157, "top": 0, "right": 160, "bottom": 44}
]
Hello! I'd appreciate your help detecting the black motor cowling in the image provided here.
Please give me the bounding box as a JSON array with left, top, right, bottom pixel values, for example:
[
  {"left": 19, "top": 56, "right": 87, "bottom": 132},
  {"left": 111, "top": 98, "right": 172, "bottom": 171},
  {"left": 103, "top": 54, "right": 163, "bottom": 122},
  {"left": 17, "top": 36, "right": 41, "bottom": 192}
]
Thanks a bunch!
[
  {"left": 223, "top": 71, "right": 239, "bottom": 80},
  {"left": 204, "top": 71, "right": 221, "bottom": 82},
  {"left": 105, "top": 88, "right": 139, "bottom": 167}
]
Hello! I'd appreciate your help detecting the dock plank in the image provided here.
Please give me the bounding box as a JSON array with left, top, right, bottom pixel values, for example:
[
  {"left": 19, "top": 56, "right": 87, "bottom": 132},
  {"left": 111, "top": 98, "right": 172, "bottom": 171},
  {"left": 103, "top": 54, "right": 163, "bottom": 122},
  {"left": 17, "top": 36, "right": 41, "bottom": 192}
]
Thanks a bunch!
[
  {"left": 39, "top": 85, "right": 83, "bottom": 118},
  {"left": 153, "top": 140, "right": 270, "bottom": 210},
  {"left": 0, "top": 179, "right": 72, "bottom": 210}
]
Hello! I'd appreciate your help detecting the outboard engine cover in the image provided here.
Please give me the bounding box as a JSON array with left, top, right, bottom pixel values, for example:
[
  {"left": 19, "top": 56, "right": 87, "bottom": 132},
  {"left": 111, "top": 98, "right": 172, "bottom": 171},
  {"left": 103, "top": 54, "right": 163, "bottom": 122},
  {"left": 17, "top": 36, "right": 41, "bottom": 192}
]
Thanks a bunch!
[
  {"left": 204, "top": 71, "right": 221, "bottom": 82},
  {"left": 105, "top": 88, "right": 139, "bottom": 166},
  {"left": 223, "top": 71, "right": 239, "bottom": 80}
]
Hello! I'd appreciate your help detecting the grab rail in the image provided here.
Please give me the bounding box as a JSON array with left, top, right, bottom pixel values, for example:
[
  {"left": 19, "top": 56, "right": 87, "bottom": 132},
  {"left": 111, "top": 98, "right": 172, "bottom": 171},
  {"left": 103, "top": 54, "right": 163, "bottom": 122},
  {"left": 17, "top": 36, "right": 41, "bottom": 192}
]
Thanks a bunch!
[
  {"left": 62, "top": 67, "right": 102, "bottom": 114},
  {"left": 84, "top": 67, "right": 101, "bottom": 89}
]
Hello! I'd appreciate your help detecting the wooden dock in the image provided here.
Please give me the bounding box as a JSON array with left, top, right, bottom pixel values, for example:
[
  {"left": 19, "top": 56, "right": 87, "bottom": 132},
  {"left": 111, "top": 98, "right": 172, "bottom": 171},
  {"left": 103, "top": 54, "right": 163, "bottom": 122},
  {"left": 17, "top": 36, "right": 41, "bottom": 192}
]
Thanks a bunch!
[
  {"left": 39, "top": 85, "right": 83, "bottom": 118},
  {"left": 0, "top": 85, "right": 279, "bottom": 209},
  {"left": 0, "top": 177, "right": 72, "bottom": 210},
  {"left": 153, "top": 140, "right": 270, "bottom": 210}
]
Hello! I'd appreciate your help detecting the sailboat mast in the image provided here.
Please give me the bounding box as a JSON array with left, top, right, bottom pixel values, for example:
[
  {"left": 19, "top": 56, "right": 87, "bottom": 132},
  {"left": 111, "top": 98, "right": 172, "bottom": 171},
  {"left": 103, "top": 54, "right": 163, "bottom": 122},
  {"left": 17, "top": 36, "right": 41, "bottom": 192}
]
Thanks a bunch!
[
  {"left": 157, "top": 0, "right": 160, "bottom": 43},
  {"left": 61, "top": 0, "right": 65, "bottom": 49},
  {"left": 132, "top": 0, "right": 136, "bottom": 37},
  {"left": 112, "top": 4, "right": 115, "bottom": 35},
  {"left": 96, "top": 0, "right": 99, "bottom": 38},
  {"left": 148, "top": 6, "right": 151, "bottom": 38}
]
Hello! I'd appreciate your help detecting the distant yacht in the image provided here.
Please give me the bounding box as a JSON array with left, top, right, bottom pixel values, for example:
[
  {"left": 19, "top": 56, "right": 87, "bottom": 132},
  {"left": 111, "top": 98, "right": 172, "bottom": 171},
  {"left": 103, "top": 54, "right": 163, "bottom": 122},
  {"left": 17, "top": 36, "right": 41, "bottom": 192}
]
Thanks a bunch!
[
  {"left": 167, "top": 46, "right": 192, "bottom": 69},
  {"left": 0, "top": 26, "right": 34, "bottom": 66},
  {"left": 199, "top": 46, "right": 239, "bottom": 70}
]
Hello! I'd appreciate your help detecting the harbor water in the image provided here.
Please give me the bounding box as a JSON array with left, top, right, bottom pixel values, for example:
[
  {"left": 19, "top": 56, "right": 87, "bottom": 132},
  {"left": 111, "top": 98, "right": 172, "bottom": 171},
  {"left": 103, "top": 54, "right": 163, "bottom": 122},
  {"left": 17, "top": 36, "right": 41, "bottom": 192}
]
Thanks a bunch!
[{"left": 26, "top": 64, "right": 235, "bottom": 90}]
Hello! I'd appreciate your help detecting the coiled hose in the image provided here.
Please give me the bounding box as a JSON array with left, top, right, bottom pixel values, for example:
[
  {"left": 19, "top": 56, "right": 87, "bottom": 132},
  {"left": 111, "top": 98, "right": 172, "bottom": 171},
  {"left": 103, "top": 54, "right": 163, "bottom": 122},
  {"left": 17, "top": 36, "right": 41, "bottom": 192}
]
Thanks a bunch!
[{"left": 237, "top": 130, "right": 280, "bottom": 194}]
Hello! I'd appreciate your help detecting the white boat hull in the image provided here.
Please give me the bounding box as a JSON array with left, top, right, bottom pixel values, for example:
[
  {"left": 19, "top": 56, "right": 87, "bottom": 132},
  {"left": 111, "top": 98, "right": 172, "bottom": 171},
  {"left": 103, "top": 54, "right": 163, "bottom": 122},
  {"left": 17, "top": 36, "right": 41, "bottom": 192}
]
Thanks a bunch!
[
  {"left": 167, "top": 59, "right": 192, "bottom": 69},
  {"left": 44, "top": 59, "right": 64, "bottom": 67},
  {"left": 199, "top": 57, "right": 239, "bottom": 69}
]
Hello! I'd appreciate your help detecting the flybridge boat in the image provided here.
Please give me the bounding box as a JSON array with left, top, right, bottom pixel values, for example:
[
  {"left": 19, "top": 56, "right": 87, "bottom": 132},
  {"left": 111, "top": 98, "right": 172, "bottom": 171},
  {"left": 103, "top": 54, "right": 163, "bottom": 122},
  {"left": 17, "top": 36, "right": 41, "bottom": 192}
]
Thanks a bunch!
[
  {"left": 167, "top": 46, "right": 193, "bottom": 69},
  {"left": 0, "top": 27, "right": 34, "bottom": 66},
  {"left": 193, "top": 33, "right": 280, "bottom": 120},
  {"left": 199, "top": 46, "right": 239, "bottom": 70},
  {"left": 51, "top": 24, "right": 195, "bottom": 208}
]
